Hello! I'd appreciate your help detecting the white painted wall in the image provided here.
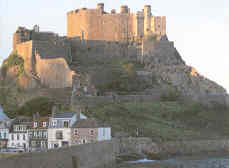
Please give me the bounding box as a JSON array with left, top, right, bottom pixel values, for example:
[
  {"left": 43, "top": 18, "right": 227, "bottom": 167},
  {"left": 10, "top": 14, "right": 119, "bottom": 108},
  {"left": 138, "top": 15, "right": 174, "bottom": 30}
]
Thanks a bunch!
[
  {"left": 8, "top": 132, "right": 29, "bottom": 149},
  {"left": 48, "top": 128, "right": 72, "bottom": 149},
  {"left": 97, "top": 128, "right": 111, "bottom": 141}
]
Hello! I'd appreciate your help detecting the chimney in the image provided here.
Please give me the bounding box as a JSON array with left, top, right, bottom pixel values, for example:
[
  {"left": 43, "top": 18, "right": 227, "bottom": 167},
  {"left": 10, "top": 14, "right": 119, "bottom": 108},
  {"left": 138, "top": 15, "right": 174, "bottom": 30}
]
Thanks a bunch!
[
  {"left": 33, "top": 113, "right": 36, "bottom": 121},
  {"left": 52, "top": 105, "right": 58, "bottom": 117},
  {"left": 76, "top": 106, "right": 81, "bottom": 121},
  {"left": 36, "top": 112, "right": 40, "bottom": 120}
]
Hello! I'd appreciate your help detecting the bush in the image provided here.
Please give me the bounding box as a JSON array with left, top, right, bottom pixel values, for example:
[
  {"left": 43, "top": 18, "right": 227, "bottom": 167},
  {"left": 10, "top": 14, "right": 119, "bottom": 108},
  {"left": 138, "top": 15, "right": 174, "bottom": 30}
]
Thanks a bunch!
[
  {"left": 160, "top": 89, "right": 180, "bottom": 101},
  {"left": 2, "top": 51, "right": 24, "bottom": 77},
  {"left": 16, "top": 97, "right": 54, "bottom": 117}
]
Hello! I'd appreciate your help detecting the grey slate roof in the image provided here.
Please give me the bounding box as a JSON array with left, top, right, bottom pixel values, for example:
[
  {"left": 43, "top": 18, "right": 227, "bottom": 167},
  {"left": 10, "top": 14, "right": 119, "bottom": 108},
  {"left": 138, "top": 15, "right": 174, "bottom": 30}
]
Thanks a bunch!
[
  {"left": 53, "top": 112, "right": 75, "bottom": 119},
  {"left": 71, "top": 119, "right": 109, "bottom": 128}
]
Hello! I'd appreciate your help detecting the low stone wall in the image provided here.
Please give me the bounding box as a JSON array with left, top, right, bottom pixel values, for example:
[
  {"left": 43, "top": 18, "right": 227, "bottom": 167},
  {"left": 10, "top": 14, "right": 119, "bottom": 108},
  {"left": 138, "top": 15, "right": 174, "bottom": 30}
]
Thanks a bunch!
[
  {"left": 0, "top": 140, "right": 119, "bottom": 168},
  {"left": 160, "top": 140, "right": 229, "bottom": 156}
]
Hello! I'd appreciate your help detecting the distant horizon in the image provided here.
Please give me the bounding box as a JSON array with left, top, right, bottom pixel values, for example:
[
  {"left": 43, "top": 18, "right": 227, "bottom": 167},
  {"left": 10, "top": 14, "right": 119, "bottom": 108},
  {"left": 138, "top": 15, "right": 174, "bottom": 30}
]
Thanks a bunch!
[{"left": 0, "top": 0, "right": 228, "bottom": 93}]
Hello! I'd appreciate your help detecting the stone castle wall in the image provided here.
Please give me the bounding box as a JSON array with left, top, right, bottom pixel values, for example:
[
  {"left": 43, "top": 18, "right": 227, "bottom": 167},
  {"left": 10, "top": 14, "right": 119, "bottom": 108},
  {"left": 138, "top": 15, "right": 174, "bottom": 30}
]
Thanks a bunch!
[
  {"left": 67, "top": 4, "right": 166, "bottom": 41},
  {"left": 70, "top": 38, "right": 141, "bottom": 60},
  {"left": 67, "top": 8, "right": 136, "bottom": 42},
  {"left": 15, "top": 40, "right": 74, "bottom": 88},
  {"left": 35, "top": 53, "right": 74, "bottom": 88},
  {"left": 0, "top": 140, "right": 119, "bottom": 168}
]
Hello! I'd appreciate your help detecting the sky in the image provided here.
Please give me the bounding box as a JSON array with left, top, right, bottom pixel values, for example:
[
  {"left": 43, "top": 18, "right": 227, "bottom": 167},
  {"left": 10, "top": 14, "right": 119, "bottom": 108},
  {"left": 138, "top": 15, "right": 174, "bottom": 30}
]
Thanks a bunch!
[{"left": 0, "top": 0, "right": 228, "bottom": 92}]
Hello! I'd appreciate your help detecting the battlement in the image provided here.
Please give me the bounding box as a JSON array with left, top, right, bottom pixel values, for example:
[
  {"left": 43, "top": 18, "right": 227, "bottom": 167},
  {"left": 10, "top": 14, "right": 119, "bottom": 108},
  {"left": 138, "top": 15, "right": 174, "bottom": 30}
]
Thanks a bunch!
[{"left": 67, "top": 3, "right": 166, "bottom": 41}]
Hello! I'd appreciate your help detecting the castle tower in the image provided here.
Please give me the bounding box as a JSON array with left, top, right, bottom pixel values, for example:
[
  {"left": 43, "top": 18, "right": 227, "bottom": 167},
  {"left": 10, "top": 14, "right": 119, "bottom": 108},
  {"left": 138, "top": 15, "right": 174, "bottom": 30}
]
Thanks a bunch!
[
  {"left": 144, "top": 5, "right": 151, "bottom": 35},
  {"left": 97, "top": 3, "right": 104, "bottom": 13},
  {"left": 120, "top": 5, "right": 128, "bottom": 14}
]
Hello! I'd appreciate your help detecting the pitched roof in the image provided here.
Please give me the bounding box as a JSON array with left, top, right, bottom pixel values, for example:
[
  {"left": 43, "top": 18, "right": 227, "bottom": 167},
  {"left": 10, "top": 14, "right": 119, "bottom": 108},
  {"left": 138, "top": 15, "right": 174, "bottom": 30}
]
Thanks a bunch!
[
  {"left": 53, "top": 112, "right": 75, "bottom": 119},
  {"left": 71, "top": 119, "right": 109, "bottom": 128}
]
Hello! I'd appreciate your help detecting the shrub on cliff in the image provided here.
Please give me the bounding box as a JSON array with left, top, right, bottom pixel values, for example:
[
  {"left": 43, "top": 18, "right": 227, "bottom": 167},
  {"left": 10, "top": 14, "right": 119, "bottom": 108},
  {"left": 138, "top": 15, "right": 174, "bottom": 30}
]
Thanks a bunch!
[
  {"left": 1, "top": 51, "right": 24, "bottom": 77},
  {"left": 160, "top": 89, "right": 180, "bottom": 101},
  {"left": 15, "top": 97, "right": 54, "bottom": 117}
]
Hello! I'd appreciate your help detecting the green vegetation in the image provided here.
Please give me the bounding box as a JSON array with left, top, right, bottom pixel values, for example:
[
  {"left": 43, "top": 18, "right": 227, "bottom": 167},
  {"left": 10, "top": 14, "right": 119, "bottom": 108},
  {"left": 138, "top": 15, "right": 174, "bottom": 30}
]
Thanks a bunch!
[
  {"left": 85, "top": 101, "right": 229, "bottom": 142},
  {"left": 1, "top": 51, "right": 24, "bottom": 77},
  {"left": 95, "top": 59, "right": 149, "bottom": 94},
  {"left": 160, "top": 89, "right": 180, "bottom": 101},
  {"left": 15, "top": 97, "right": 54, "bottom": 117}
]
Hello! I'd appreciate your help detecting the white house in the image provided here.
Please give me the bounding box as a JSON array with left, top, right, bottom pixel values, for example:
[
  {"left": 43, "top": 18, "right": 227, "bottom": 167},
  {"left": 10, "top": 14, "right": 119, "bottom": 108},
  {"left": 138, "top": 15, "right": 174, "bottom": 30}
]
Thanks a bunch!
[
  {"left": 8, "top": 116, "right": 31, "bottom": 151},
  {"left": 48, "top": 111, "right": 87, "bottom": 149}
]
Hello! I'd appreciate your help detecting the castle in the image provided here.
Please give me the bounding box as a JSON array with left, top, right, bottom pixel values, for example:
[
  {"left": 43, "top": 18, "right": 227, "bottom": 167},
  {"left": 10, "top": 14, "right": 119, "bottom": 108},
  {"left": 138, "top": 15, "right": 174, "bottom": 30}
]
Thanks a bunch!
[
  {"left": 67, "top": 3, "right": 166, "bottom": 41},
  {"left": 11, "top": 3, "right": 169, "bottom": 89},
  {"left": 14, "top": 3, "right": 166, "bottom": 48}
]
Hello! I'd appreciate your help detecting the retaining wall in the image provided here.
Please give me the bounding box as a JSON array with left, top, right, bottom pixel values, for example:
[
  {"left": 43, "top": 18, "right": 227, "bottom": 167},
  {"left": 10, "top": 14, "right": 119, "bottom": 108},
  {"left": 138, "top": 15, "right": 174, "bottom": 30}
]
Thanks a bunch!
[{"left": 0, "top": 140, "right": 119, "bottom": 168}]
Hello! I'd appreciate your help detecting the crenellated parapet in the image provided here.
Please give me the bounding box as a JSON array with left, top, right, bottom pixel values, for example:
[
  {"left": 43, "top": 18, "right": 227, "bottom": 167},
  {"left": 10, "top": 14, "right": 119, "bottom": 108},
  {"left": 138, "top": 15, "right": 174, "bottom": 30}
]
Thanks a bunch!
[{"left": 67, "top": 3, "right": 166, "bottom": 42}]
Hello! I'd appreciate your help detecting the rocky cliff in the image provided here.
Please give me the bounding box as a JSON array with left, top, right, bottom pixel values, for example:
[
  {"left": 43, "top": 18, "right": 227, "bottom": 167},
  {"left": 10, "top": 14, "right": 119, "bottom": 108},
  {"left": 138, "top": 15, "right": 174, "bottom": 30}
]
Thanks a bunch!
[{"left": 141, "top": 40, "right": 227, "bottom": 106}]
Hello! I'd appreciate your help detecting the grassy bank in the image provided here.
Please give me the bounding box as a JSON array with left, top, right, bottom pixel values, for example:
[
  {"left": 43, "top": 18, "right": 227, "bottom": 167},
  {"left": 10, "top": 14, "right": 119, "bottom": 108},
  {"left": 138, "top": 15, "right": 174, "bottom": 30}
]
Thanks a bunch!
[{"left": 85, "top": 101, "right": 229, "bottom": 141}]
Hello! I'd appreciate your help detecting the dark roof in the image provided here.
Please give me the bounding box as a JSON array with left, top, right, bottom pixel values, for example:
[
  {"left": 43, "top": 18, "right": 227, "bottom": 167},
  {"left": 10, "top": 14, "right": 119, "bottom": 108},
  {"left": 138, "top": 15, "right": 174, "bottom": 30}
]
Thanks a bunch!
[
  {"left": 13, "top": 116, "right": 32, "bottom": 124},
  {"left": 71, "top": 119, "right": 109, "bottom": 128},
  {"left": 53, "top": 112, "right": 75, "bottom": 119}
]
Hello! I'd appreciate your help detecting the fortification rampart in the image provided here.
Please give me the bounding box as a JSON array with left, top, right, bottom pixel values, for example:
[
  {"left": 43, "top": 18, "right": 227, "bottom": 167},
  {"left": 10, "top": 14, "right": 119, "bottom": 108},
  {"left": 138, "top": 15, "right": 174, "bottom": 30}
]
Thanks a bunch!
[
  {"left": 69, "top": 38, "right": 141, "bottom": 60},
  {"left": 0, "top": 140, "right": 119, "bottom": 168}
]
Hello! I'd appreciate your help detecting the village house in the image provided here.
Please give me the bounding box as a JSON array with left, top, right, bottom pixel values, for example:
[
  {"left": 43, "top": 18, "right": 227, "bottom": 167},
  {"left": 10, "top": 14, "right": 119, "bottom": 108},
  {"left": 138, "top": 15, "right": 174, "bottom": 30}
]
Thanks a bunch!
[
  {"left": 48, "top": 107, "right": 87, "bottom": 149},
  {"left": 8, "top": 116, "right": 32, "bottom": 151},
  {"left": 28, "top": 113, "right": 49, "bottom": 151},
  {"left": 0, "top": 106, "right": 11, "bottom": 150},
  {"left": 71, "top": 118, "right": 111, "bottom": 145}
]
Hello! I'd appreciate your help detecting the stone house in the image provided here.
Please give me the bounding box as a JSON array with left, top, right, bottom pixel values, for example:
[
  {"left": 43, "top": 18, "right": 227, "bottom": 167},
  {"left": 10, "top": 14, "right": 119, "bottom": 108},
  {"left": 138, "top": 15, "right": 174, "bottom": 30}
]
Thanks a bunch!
[
  {"left": 28, "top": 113, "right": 49, "bottom": 151},
  {"left": 71, "top": 119, "right": 111, "bottom": 145},
  {"left": 48, "top": 108, "right": 87, "bottom": 149},
  {"left": 8, "top": 116, "right": 32, "bottom": 151}
]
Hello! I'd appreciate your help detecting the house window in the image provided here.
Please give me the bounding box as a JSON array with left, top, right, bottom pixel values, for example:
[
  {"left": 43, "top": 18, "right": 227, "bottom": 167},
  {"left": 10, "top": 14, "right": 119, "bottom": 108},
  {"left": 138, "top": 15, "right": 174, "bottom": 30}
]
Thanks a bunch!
[
  {"left": 64, "top": 121, "right": 69, "bottom": 128},
  {"left": 43, "top": 122, "right": 47, "bottom": 127},
  {"left": 56, "top": 131, "right": 63, "bottom": 140},
  {"left": 17, "top": 134, "right": 20, "bottom": 140},
  {"left": 52, "top": 121, "right": 57, "bottom": 127},
  {"left": 43, "top": 131, "right": 47, "bottom": 138},
  {"left": 39, "top": 131, "right": 42, "bottom": 137},
  {"left": 11, "top": 134, "right": 14, "bottom": 140},
  {"left": 82, "top": 139, "right": 87, "bottom": 144},
  {"left": 3, "top": 132, "right": 6, "bottom": 139},
  {"left": 0, "top": 133, "right": 2, "bottom": 139},
  {"left": 90, "top": 129, "right": 94, "bottom": 136},
  {"left": 74, "top": 129, "right": 78, "bottom": 135},
  {"left": 34, "top": 122, "right": 38, "bottom": 128},
  {"left": 23, "top": 134, "right": 26, "bottom": 140}
]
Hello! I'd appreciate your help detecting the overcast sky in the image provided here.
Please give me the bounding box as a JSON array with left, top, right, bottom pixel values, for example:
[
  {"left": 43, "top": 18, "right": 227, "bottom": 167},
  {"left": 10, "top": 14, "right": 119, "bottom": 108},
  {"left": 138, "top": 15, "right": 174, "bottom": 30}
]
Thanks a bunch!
[{"left": 0, "top": 0, "right": 228, "bottom": 92}]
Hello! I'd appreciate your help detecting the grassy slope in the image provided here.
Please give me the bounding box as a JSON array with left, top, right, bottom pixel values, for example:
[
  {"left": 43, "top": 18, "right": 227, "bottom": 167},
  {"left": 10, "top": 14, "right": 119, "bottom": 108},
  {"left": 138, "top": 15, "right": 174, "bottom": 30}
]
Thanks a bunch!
[{"left": 84, "top": 100, "right": 229, "bottom": 142}]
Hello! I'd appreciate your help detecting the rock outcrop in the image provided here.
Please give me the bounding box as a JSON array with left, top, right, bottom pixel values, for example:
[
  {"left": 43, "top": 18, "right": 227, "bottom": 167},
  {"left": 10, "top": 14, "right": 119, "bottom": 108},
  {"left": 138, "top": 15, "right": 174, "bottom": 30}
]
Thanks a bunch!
[{"left": 142, "top": 40, "right": 227, "bottom": 105}]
